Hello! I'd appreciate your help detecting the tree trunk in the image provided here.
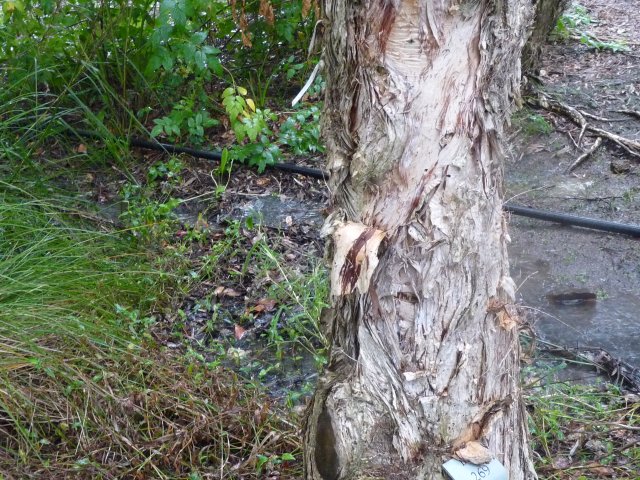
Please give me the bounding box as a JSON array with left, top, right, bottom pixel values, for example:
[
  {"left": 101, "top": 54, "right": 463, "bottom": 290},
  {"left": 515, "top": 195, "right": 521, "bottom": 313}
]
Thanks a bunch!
[
  {"left": 523, "top": 0, "right": 570, "bottom": 73},
  {"left": 304, "top": 1, "right": 537, "bottom": 479}
]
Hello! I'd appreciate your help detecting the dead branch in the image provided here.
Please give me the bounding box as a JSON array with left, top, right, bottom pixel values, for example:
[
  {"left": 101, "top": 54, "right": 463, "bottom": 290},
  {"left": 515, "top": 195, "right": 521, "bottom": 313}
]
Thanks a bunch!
[
  {"left": 566, "top": 137, "right": 603, "bottom": 173},
  {"left": 535, "top": 337, "right": 640, "bottom": 393},
  {"left": 587, "top": 124, "right": 640, "bottom": 158},
  {"left": 532, "top": 94, "right": 640, "bottom": 158},
  {"left": 579, "top": 111, "right": 620, "bottom": 123}
]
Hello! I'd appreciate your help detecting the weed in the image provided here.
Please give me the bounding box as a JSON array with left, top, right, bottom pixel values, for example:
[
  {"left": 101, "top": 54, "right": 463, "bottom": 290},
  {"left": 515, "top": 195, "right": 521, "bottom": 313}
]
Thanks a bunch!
[
  {"left": 151, "top": 97, "right": 220, "bottom": 145},
  {"left": 622, "top": 188, "right": 637, "bottom": 203},
  {"left": 278, "top": 103, "right": 324, "bottom": 155},
  {"left": 511, "top": 109, "right": 553, "bottom": 136},
  {"left": 555, "top": 3, "right": 593, "bottom": 36},
  {"left": 527, "top": 113, "right": 553, "bottom": 136},
  {"left": 575, "top": 272, "right": 588, "bottom": 284},
  {"left": 120, "top": 182, "right": 180, "bottom": 240},
  {"left": 222, "top": 85, "right": 281, "bottom": 172},
  {"left": 252, "top": 241, "right": 328, "bottom": 360}
]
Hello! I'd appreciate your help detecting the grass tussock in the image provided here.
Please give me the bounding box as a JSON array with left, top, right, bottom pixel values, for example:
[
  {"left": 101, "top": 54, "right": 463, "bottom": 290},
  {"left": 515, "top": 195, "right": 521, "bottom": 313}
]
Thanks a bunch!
[{"left": 0, "top": 184, "right": 301, "bottom": 479}]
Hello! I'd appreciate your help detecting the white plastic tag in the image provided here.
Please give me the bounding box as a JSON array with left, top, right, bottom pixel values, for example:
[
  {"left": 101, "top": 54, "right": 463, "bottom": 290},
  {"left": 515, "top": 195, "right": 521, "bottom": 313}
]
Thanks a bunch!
[{"left": 442, "top": 458, "right": 508, "bottom": 480}]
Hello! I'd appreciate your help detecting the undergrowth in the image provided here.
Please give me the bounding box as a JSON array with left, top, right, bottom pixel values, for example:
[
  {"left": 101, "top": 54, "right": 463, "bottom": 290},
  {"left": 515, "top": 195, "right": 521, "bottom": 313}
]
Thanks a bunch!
[
  {"left": 525, "top": 365, "right": 640, "bottom": 479},
  {"left": 0, "top": 0, "right": 324, "bottom": 174},
  {"left": 0, "top": 181, "right": 302, "bottom": 478},
  {"left": 554, "top": 2, "right": 629, "bottom": 53}
]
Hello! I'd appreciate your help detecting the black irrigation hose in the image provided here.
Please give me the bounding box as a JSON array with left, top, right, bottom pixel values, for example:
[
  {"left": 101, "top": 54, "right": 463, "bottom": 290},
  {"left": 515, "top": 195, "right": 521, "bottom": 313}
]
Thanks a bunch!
[
  {"left": 69, "top": 128, "right": 330, "bottom": 180},
  {"left": 503, "top": 204, "right": 640, "bottom": 237},
  {"left": 68, "top": 128, "right": 640, "bottom": 237}
]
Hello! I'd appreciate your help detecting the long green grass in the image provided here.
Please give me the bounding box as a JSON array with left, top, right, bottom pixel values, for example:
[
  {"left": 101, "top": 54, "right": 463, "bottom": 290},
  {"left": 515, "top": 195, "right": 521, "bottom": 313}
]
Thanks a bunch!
[
  {"left": 525, "top": 366, "right": 640, "bottom": 479},
  {"left": 0, "top": 183, "right": 300, "bottom": 478}
]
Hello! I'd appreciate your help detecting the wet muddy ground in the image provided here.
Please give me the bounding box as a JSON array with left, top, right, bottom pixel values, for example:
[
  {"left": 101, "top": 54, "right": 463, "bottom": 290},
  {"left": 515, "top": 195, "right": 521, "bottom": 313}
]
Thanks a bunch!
[{"left": 507, "top": 0, "right": 640, "bottom": 366}]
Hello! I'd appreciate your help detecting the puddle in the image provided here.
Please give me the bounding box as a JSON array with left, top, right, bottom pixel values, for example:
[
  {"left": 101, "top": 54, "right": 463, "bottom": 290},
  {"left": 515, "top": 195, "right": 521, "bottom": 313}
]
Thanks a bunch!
[
  {"left": 180, "top": 294, "right": 320, "bottom": 402},
  {"left": 509, "top": 222, "right": 640, "bottom": 367},
  {"left": 224, "top": 194, "right": 323, "bottom": 229}
]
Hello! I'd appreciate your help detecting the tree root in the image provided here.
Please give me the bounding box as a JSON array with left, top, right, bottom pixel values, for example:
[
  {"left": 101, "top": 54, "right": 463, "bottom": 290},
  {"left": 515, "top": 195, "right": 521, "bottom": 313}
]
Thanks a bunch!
[
  {"left": 615, "top": 109, "right": 640, "bottom": 120},
  {"left": 529, "top": 93, "right": 640, "bottom": 166}
]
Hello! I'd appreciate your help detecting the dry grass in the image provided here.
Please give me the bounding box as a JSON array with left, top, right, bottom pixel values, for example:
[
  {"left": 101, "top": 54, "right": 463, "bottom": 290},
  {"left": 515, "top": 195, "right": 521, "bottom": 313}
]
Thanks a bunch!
[{"left": 0, "top": 341, "right": 301, "bottom": 479}]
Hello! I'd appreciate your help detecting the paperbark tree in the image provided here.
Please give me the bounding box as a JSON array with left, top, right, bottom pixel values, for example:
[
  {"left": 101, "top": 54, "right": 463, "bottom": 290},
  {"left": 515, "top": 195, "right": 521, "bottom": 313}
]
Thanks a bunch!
[
  {"left": 523, "top": 0, "right": 570, "bottom": 72},
  {"left": 304, "top": 1, "right": 537, "bottom": 479}
]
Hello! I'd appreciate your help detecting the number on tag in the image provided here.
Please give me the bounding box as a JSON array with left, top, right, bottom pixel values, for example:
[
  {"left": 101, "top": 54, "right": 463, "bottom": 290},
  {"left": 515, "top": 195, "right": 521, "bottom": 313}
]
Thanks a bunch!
[{"left": 442, "top": 458, "right": 508, "bottom": 480}]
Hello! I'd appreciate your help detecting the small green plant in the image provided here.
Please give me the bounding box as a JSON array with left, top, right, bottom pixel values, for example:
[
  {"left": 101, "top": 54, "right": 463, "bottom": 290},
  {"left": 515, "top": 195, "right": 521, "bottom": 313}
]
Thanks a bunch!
[
  {"left": 120, "top": 183, "right": 180, "bottom": 240},
  {"left": 526, "top": 378, "right": 639, "bottom": 475},
  {"left": 554, "top": 3, "right": 629, "bottom": 53},
  {"left": 511, "top": 108, "right": 553, "bottom": 137},
  {"left": 527, "top": 113, "right": 553, "bottom": 135},
  {"left": 622, "top": 188, "right": 637, "bottom": 203},
  {"left": 577, "top": 34, "right": 629, "bottom": 53},
  {"left": 115, "top": 304, "right": 156, "bottom": 339},
  {"left": 222, "top": 85, "right": 281, "bottom": 172},
  {"left": 255, "top": 452, "right": 296, "bottom": 475},
  {"left": 151, "top": 97, "right": 219, "bottom": 144},
  {"left": 278, "top": 103, "right": 324, "bottom": 155},
  {"left": 555, "top": 3, "right": 593, "bottom": 38},
  {"left": 147, "top": 157, "right": 184, "bottom": 184},
  {"left": 253, "top": 242, "right": 328, "bottom": 359},
  {"left": 512, "top": 110, "right": 553, "bottom": 136},
  {"left": 221, "top": 85, "right": 324, "bottom": 172}
]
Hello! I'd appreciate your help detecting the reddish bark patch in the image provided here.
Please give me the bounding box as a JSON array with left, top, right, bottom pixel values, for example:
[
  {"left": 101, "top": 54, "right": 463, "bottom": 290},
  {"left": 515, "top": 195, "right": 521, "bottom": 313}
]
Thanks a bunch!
[{"left": 339, "top": 228, "right": 379, "bottom": 293}]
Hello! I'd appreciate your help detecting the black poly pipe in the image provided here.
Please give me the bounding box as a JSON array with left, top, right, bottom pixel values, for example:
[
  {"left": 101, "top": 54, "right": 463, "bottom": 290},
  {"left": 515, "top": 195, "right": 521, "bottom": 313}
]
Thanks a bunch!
[
  {"left": 69, "top": 128, "right": 329, "bottom": 180},
  {"left": 503, "top": 204, "right": 640, "bottom": 237},
  {"left": 68, "top": 128, "right": 640, "bottom": 237}
]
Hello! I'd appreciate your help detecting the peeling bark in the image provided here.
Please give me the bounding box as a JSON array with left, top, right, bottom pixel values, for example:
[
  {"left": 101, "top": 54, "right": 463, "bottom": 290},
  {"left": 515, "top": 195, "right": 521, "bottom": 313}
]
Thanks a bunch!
[
  {"left": 305, "top": 1, "right": 537, "bottom": 479},
  {"left": 523, "top": 0, "right": 570, "bottom": 73}
]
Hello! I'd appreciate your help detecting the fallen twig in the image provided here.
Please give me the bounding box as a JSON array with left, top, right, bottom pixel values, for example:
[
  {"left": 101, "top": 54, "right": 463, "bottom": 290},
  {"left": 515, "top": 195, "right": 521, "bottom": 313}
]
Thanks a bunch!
[
  {"left": 579, "top": 111, "right": 620, "bottom": 123},
  {"left": 566, "top": 137, "right": 603, "bottom": 173}
]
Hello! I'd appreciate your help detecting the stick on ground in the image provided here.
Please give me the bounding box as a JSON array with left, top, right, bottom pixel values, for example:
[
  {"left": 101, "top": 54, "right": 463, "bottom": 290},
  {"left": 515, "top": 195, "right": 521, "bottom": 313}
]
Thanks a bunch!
[{"left": 567, "top": 136, "right": 603, "bottom": 173}]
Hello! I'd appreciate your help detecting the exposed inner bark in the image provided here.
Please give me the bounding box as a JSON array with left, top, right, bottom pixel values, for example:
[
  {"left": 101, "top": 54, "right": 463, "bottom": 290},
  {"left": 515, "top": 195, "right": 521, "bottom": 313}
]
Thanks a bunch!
[{"left": 304, "top": 1, "right": 537, "bottom": 479}]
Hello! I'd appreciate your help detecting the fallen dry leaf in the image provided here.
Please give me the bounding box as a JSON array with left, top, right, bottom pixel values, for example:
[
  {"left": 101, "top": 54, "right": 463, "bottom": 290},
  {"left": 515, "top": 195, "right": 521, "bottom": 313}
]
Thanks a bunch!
[
  {"left": 234, "top": 324, "right": 247, "bottom": 340},
  {"left": 454, "top": 441, "right": 492, "bottom": 465},
  {"left": 226, "top": 347, "right": 249, "bottom": 359},
  {"left": 587, "top": 464, "right": 615, "bottom": 477},
  {"left": 552, "top": 456, "right": 572, "bottom": 469},
  {"left": 249, "top": 298, "right": 277, "bottom": 314},
  {"left": 214, "top": 286, "right": 242, "bottom": 297},
  {"left": 76, "top": 143, "right": 87, "bottom": 153}
]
